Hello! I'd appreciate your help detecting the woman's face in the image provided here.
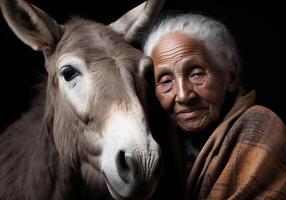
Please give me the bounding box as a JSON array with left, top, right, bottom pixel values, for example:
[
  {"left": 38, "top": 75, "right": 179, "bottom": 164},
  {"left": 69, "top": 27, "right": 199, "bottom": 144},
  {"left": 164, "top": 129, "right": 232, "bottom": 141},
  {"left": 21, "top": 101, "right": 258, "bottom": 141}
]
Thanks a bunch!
[{"left": 151, "top": 32, "right": 230, "bottom": 132}]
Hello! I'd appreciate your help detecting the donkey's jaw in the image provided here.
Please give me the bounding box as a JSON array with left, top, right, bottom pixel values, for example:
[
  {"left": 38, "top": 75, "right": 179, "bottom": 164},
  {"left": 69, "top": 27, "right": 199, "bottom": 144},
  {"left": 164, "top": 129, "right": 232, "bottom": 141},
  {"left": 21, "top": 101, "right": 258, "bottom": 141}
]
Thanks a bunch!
[
  {"left": 81, "top": 161, "right": 108, "bottom": 194},
  {"left": 81, "top": 148, "right": 161, "bottom": 200}
]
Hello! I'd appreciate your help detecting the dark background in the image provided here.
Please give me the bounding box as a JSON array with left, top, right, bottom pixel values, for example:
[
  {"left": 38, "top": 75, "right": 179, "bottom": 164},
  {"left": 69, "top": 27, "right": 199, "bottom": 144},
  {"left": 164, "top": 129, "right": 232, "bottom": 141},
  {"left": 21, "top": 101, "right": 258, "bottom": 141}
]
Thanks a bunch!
[{"left": 0, "top": 0, "right": 285, "bottom": 132}]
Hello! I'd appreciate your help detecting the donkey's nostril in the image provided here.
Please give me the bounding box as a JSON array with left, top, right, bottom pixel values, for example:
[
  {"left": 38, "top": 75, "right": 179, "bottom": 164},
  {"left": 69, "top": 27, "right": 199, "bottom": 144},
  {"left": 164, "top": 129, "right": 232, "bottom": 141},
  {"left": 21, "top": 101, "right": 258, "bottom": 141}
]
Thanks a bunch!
[{"left": 116, "top": 151, "right": 139, "bottom": 183}]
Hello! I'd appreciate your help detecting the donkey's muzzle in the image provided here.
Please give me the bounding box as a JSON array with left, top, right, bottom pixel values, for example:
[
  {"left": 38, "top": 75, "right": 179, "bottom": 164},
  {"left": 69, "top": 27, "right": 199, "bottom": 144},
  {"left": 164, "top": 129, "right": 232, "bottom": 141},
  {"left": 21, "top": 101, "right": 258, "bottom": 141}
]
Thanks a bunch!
[
  {"left": 103, "top": 149, "right": 162, "bottom": 200},
  {"left": 116, "top": 150, "right": 162, "bottom": 184}
]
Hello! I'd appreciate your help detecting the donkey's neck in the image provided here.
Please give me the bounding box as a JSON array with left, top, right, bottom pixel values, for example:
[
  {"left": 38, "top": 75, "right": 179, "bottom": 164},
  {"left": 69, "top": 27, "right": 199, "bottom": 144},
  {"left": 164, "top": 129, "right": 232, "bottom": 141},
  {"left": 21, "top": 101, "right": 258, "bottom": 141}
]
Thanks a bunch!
[{"left": 0, "top": 82, "right": 84, "bottom": 200}]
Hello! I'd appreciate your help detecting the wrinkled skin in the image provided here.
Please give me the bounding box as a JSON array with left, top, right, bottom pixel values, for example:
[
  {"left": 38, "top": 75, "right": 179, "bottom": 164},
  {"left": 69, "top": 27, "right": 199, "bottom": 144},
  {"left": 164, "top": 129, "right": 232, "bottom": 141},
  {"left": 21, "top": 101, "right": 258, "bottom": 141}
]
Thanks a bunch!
[{"left": 151, "top": 32, "right": 234, "bottom": 133}]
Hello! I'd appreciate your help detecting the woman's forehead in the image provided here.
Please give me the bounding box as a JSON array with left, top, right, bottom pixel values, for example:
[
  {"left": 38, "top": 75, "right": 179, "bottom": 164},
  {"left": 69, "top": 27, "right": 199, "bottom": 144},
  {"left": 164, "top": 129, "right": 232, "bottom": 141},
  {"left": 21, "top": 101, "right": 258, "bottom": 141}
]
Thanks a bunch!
[{"left": 151, "top": 32, "right": 208, "bottom": 67}]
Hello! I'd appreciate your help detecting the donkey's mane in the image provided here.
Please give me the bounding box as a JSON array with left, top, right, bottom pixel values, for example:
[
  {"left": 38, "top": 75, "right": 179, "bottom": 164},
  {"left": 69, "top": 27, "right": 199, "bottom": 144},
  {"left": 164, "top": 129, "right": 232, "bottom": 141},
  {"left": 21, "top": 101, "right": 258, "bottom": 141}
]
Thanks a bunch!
[
  {"left": 0, "top": 79, "right": 107, "bottom": 199},
  {"left": 0, "top": 80, "right": 56, "bottom": 198}
]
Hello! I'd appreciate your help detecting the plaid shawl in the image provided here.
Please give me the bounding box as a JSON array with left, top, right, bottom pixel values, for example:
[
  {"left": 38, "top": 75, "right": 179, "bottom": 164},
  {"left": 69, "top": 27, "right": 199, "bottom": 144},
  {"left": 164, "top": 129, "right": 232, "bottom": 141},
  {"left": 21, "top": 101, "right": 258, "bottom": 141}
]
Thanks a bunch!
[{"left": 185, "top": 90, "right": 286, "bottom": 199}]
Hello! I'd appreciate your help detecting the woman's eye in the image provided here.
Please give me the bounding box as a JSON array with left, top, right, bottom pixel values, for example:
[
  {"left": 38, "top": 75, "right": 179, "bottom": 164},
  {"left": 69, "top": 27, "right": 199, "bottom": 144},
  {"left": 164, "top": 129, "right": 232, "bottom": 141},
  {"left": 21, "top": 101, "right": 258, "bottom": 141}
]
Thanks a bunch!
[
  {"left": 156, "top": 75, "right": 173, "bottom": 93},
  {"left": 61, "top": 65, "right": 80, "bottom": 82},
  {"left": 192, "top": 72, "right": 205, "bottom": 77},
  {"left": 159, "top": 75, "right": 173, "bottom": 85},
  {"left": 189, "top": 67, "right": 206, "bottom": 84},
  {"left": 190, "top": 68, "right": 205, "bottom": 77}
]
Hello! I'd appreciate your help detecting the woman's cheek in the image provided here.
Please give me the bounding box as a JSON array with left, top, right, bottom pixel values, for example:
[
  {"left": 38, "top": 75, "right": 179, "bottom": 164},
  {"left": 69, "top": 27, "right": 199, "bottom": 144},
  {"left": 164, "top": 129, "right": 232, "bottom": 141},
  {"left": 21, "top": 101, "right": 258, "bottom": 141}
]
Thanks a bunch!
[{"left": 155, "top": 89, "right": 175, "bottom": 111}]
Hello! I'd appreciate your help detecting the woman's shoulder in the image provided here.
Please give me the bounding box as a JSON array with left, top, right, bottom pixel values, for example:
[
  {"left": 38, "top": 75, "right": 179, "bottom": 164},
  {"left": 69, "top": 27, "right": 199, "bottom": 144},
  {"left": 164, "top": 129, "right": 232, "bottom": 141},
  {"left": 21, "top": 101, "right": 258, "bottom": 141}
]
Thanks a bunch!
[
  {"left": 246, "top": 105, "right": 281, "bottom": 115},
  {"left": 229, "top": 104, "right": 285, "bottom": 147},
  {"left": 238, "top": 105, "right": 284, "bottom": 127}
]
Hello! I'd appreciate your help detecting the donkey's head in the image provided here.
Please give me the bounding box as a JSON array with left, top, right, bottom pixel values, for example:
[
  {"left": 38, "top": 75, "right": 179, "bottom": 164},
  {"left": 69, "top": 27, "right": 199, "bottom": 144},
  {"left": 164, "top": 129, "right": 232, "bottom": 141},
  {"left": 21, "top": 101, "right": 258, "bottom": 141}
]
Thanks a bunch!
[{"left": 0, "top": 0, "right": 164, "bottom": 199}]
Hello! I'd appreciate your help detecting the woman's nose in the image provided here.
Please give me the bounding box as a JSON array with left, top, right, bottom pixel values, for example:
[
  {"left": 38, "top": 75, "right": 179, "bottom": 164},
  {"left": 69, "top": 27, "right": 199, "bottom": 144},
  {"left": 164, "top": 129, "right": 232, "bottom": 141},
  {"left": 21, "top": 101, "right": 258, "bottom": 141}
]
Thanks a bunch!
[{"left": 175, "top": 78, "right": 197, "bottom": 104}]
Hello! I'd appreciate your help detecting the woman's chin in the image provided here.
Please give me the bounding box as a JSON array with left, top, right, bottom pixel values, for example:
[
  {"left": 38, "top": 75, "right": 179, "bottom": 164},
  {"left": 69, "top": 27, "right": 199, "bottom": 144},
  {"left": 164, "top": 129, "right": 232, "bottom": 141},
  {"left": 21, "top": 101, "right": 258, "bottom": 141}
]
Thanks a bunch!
[{"left": 176, "top": 118, "right": 210, "bottom": 133}]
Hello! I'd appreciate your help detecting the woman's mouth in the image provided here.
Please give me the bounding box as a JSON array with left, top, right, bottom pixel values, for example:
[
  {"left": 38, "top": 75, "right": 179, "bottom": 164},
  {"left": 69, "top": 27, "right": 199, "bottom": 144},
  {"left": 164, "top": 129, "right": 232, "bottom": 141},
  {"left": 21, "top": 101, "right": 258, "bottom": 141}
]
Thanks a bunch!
[{"left": 176, "top": 107, "right": 208, "bottom": 120}]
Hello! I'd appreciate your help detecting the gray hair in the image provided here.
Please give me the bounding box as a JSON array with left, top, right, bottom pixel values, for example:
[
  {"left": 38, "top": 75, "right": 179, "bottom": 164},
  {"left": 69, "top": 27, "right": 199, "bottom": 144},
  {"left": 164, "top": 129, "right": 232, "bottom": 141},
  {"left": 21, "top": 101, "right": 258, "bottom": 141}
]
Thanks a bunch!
[{"left": 143, "top": 13, "right": 241, "bottom": 73}]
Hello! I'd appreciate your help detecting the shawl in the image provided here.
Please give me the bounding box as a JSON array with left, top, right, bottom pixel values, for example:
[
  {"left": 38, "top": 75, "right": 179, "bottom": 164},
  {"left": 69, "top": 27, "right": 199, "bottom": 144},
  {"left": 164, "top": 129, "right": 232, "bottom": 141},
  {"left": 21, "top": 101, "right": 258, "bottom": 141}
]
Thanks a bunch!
[{"left": 185, "top": 90, "right": 286, "bottom": 199}]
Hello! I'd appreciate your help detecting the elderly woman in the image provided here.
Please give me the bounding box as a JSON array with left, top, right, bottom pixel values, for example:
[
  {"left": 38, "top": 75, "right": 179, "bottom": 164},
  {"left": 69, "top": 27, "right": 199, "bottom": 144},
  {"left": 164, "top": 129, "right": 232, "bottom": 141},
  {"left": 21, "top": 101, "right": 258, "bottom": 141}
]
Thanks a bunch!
[{"left": 143, "top": 13, "right": 286, "bottom": 199}]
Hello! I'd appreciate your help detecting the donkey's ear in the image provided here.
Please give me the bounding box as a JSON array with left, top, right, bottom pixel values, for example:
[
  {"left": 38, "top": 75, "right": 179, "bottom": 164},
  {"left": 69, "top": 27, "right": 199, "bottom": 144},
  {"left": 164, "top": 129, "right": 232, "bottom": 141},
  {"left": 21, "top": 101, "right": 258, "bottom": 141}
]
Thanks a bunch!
[
  {"left": 0, "top": 0, "right": 62, "bottom": 52},
  {"left": 109, "top": 0, "right": 165, "bottom": 43},
  {"left": 139, "top": 56, "right": 153, "bottom": 80}
]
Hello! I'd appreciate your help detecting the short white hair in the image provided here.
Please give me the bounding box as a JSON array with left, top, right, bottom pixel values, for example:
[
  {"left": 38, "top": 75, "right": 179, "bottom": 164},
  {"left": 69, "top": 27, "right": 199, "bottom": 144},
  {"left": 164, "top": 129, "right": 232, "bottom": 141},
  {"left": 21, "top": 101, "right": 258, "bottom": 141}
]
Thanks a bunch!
[{"left": 143, "top": 13, "right": 241, "bottom": 73}]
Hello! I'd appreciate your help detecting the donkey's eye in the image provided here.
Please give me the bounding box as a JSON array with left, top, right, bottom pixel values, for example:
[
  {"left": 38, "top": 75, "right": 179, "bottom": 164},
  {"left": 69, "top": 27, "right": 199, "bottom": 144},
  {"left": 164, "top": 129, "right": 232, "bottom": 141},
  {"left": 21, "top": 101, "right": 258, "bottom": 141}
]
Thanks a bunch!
[{"left": 60, "top": 65, "right": 80, "bottom": 82}]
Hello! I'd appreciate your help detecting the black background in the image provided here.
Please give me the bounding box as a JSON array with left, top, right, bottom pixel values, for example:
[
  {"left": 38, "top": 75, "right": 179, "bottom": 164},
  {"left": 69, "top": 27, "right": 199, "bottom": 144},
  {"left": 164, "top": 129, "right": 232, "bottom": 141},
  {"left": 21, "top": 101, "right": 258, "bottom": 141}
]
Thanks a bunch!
[{"left": 0, "top": 0, "right": 285, "bottom": 132}]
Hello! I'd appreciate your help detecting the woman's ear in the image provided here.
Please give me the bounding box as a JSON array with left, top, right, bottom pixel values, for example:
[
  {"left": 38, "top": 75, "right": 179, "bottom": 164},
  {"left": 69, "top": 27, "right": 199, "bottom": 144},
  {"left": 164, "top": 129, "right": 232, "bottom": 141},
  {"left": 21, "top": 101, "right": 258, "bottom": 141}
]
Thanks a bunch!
[{"left": 227, "top": 62, "right": 240, "bottom": 92}]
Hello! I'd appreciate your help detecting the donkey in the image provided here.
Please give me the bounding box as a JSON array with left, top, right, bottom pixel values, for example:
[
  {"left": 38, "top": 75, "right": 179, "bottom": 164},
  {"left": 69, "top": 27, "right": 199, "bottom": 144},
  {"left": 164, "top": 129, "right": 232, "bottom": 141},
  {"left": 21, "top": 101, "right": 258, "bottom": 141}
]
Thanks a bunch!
[{"left": 0, "top": 0, "right": 165, "bottom": 199}]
